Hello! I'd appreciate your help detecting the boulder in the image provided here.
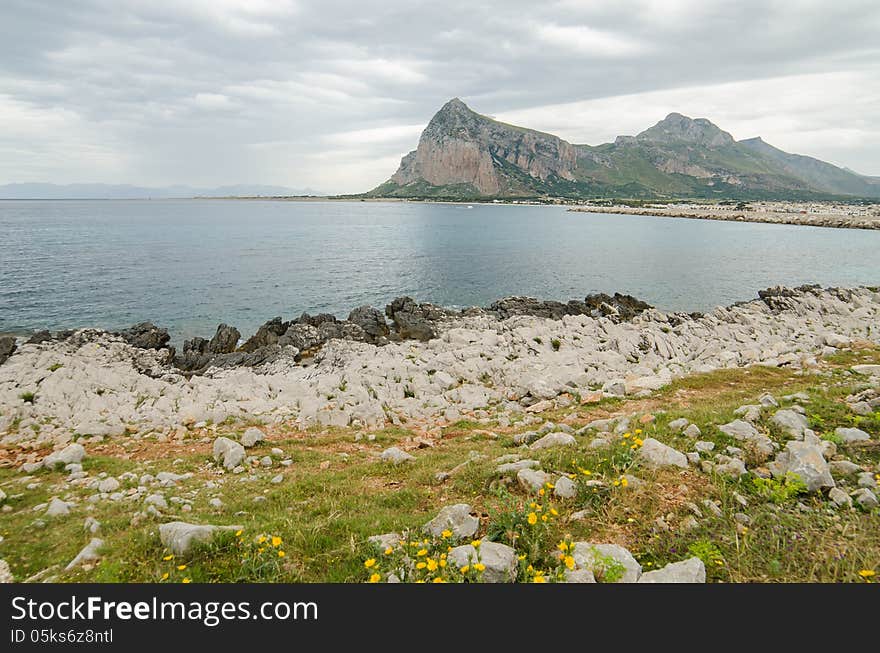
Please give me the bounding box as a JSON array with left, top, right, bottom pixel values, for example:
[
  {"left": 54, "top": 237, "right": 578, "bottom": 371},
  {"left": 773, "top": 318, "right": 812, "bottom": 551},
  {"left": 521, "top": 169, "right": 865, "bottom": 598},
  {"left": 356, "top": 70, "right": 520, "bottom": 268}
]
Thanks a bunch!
[
  {"left": 65, "top": 538, "right": 104, "bottom": 571},
  {"left": 380, "top": 447, "right": 415, "bottom": 464},
  {"left": 770, "top": 409, "right": 809, "bottom": 438},
  {"left": 853, "top": 488, "right": 878, "bottom": 509},
  {"left": 0, "top": 335, "right": 16, "bottom": 365},
  {"left": 208, "top": 324, "right": 241, "bottom": 354},
  {"left": 638, "top": 557, "right": 706, "bottom": 583},
  {"left": 516, "top": 468, "right": 552, "bottom": 493},
  {"left": 241, "top": 427, "right": 266, "bottom": 447},
  {"left": 668, "top": 418, "right": 689, "bottom": 432},
  {"left": 385, "top": 297, "right": 443, "bottom": 341},
  {"left": 159, "top": 522, "right": 243, "bottom": 556},
  {"left": 496, "top": 459, "right": 539, "bottom": 474},
  {"left": 212, "top": 437, "right": 245, "bottom": 470},
  {"left": 348, "top": 306, "right": 390, "bottom": 343},
  {"left": 240, "top": 317, "right": 289, "bottom": 352},
  {"left": 117, "top": 322, "right": 170, "bottom": 350},
  {"left": 834, "top": 427, "right": 870, "bottom": 443},
  {"left": 635, "top": 438, "right": 688, "bottom": 470},
  {"left": 46, "top": 498, "right": 72, "bottom": 517},
  {"left": 554, "top": 476, "right": 578, "bottom": 499},
  {"left": 423, "top": 504, "right": 479, "bottom": 539},
  {"left": 571, "top": 542, "right": 641, "bottom": 583},
  {"left": 97, "top": 477, "right": 120, "bottom": 493},
  {"left": 43, "top": 443, "right": 86, "bottom": 469},
  {"left": 683, "top": 424, "right": 702, "bottom": 438},
  {"left": 768, "top": 441, "right": 834, "bottom": 492},
  {"left": 448, "top": 542, "right": 518, "bottom": 583},
  {"left": 529, "top": 432, "right": 576, "bottom": 451},
  {"left": 828, "top": 487, "right": 853, "bottom": 509},
  {"left": 367, "top": 533, "right": 401, "bottom": 551}
]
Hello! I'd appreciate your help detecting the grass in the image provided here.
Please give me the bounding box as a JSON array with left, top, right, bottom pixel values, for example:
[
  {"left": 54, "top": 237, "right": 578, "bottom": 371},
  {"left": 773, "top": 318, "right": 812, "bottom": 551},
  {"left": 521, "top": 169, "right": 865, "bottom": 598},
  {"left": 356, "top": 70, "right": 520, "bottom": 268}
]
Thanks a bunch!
[{"left": 0, "top": 347, "right": 878, "bottom": 583}]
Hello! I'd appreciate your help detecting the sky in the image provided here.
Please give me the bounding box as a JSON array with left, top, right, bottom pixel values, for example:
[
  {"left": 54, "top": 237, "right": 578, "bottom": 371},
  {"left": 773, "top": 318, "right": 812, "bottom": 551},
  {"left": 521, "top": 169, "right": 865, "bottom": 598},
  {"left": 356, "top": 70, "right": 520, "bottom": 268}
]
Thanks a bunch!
[{"left": 2, "top": 0, "right": 879, "bottom": 194}]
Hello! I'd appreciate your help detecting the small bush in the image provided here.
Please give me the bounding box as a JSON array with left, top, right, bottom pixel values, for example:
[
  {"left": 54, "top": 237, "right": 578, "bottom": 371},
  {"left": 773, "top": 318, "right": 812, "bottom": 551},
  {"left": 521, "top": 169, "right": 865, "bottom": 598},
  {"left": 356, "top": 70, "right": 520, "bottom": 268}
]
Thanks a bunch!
[{"left": 19, "top": 392, "right": 35, "bottom": 404}]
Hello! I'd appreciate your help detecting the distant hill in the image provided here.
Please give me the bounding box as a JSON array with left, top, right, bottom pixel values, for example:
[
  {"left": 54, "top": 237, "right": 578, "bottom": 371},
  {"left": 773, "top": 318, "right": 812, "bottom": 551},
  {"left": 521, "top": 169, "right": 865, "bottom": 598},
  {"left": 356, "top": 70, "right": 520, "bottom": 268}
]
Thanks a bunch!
[
  {"left": 0, "top": 183, "right": 325, "bottom": 199},
  {"left": 367, "top": 98, "right": 880, "bottom": 200}
]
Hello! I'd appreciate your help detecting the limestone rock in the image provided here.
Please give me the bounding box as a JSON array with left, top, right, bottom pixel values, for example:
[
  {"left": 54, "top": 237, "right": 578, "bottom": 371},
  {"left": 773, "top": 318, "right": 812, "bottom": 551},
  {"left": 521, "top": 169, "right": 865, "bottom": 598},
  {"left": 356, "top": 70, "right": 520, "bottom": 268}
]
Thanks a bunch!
[
  {"left": 571, "top": 542, "right": 641, "bottom": 583},
  {"left": 423, "top": 504, "right": 479, "bottom": 539},
  {"left": 529, "top": 432, "right": 576, "bottom": 451},
  {"left": 212, "top": 437, "right": 245, "bottom": 470},
  {"left": 635, "top": 438, "right": 688, "bottom": 470},
  {"left": 638, "top": 557, "right": 706, "bottom": 583},
  {"left": 447, "top": 542, "right": 517, "bottom": 583},
  {"left": 380, "top": 447, "right": 415, "bottom": 464},
  {"left": 241, "top": 427, "right": 266, "bottom": 447},
  {"left": 65, "top": 538, "right": 104, "bottom": 571},
  {"left": 159, "top": 521, "right": 243, "bottom": 556}
]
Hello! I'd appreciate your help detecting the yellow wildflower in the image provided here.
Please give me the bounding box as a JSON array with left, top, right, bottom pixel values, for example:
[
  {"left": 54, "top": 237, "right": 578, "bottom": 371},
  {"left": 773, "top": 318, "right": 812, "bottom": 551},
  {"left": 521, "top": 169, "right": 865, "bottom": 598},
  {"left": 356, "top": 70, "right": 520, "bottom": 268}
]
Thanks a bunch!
[
  {"left": 417, "top": 548, "right": 428, "bottom": 557},
  {"left": 278, "top": 550, "right": 285, "bottom": 558},
  {"left": 859, "top": 569, "right": 876, "bottom": 579},
  {"left": 460, "top": 565, "right": 470, "bottom": 573},
  {"left": 532, "top": 573, "right": 546, "bottom": 584},
  {"left": 439, "top": 559, "right": 447, "bottom": 568},
  {"left": 369, "top": 573, "right": 381, "bottom": 583},
  {"left": 527, "top": 512, "right": 538, "bottom": 525},
  {"left": 634, "top": 437, "right": 643, "bottom": 446},
  {"left": 471, "top": 540, "right": 481, "bottom": 548},
  {"left": 416, "top": 562, "right": 427, "bottom": 570},
  {"left": 621, "top": 476, "right": 629, "bottom": 488},
  {"left": 557, "top": 542, "right": 568, "bottom": 552},
  {"left": 550, "top": 508, "right": 558, "bottom": 516},
  {"left": 474, "top": 563, "right": 486, "bottom": 572},
  {"left": 426, "top": 559, "right": 438, "bottom": 572},
  {"left": 441, "top": 529, "right": 452, "bottom": 539},
  {"left": 384, "top": 546, "right": 393, "bottom": 555},
  {"left": 162, "top": 554, "right": 174, "bottom": 561},
  {"left": 271, "top": 536, "right": 282, "bottom": 547},
  {"left": 182, "top": 578, "right": 191, "bottom": 584},
  {"left": 538, "top": 488, "right": 545, "bottom": 496},
  {"left": 432, "top": 577, "right": 446, "bottom": 583},
  {"left": 161, "top": 572, "right": 169, "bottom": 580},
  {"left": 541, "top": 514, "right": 548, "bottom": 522},
  {"left": 177, "top": 564, "right": 187, "bottom": 571},
  {"left": 564, "top": 556, "right": 575, "bottom": 570},
  {"left": 257, "top": 536, "right": 267, "bottom": 544},
  {"left": 364, "top": 558, "right": 377, "bottom": 569},
  {"left": 635, "top": 428, "right": 642, "bottom": 434},
  {"left": 234, "top": 529, "right": 243, "bottom": 537},
  {"left": 623, "top": 432, "right": 631, "bottom": 439}
]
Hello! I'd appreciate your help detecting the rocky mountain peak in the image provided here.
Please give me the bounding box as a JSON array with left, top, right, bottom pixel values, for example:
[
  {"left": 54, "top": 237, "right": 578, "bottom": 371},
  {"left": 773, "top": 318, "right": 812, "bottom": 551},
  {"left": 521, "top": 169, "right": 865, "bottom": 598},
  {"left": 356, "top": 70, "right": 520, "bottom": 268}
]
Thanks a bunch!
[{"left": 637, "top": 112, "right": 735, "bottom": 148}]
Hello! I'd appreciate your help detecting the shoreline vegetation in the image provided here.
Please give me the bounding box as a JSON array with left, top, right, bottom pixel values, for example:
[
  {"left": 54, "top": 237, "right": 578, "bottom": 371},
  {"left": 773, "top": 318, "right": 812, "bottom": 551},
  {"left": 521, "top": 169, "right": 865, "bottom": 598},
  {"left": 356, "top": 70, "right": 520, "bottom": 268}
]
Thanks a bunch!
[{"left": 0, "top": 285, "right": 878, "bottom": 583}]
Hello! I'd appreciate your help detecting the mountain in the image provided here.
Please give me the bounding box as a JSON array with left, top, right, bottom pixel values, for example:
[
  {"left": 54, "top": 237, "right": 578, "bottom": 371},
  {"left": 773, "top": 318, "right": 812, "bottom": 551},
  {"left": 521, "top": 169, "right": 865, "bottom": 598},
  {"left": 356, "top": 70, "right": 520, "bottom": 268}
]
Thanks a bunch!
[
  {"left": 368, "top": 99, "right": 880, "bottom": 200},
  {"left": 0, "top": 183, "right": 324, "bottom": 199}
]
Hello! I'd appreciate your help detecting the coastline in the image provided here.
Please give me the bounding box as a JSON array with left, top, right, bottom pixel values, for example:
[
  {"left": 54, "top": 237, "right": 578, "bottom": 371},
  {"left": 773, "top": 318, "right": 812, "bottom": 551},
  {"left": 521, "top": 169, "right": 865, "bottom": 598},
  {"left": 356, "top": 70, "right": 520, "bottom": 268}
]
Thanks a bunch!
[{"left": 568, "top": 204, "right": 880, "bottom": 230}]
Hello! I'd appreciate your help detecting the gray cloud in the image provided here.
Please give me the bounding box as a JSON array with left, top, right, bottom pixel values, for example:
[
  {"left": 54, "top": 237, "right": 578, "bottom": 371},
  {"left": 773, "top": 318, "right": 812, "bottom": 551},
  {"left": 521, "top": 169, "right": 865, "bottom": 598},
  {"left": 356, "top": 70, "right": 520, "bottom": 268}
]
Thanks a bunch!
[{"left": 1, "top": 0, "right": 879, "bottom": 193}]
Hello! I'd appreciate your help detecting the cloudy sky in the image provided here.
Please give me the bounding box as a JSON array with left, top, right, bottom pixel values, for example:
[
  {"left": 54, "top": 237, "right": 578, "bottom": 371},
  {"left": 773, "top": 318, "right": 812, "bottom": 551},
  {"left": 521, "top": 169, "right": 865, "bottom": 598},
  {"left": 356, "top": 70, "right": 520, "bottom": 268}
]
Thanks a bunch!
[{"left": 2, "top": 0, "right": 879, "bottom": 193}]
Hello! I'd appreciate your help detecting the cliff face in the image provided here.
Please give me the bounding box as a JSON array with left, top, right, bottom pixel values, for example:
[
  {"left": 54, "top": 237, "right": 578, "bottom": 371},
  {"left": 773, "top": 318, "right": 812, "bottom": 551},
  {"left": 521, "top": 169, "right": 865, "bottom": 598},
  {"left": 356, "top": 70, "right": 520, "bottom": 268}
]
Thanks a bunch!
[
  {"left": 370, "top": 99, "right": 880, "bottom": 200},
  {"left": 388, "top": 98, "right": 578, "bottom": 196}
]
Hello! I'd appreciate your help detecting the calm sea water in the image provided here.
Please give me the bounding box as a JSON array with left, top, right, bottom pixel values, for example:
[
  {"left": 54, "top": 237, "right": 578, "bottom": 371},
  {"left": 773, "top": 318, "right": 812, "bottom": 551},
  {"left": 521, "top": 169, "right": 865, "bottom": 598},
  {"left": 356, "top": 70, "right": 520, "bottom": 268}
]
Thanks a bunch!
[{"left": 1, "top": 199, "right": 878, "bottom": 343}]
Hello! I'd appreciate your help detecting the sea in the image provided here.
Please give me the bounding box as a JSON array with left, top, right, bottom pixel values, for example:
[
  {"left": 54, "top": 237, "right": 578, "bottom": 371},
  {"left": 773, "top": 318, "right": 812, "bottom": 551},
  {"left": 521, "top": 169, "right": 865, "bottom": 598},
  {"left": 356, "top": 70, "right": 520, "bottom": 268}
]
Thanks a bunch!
[{"left": 1, "top": 199, "right": 878, "bottom": 343}]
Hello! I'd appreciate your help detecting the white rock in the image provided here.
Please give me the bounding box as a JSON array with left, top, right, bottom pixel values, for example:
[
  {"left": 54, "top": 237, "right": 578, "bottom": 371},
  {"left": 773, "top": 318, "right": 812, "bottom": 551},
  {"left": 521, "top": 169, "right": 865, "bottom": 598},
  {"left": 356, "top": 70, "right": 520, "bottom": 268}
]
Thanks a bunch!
[
  {"left": 529, "top": 432, "right": 576, "bottom": 451},
  {"left": 212, "top": 437, "right": 245, "bottom": 470},
  {"left": 65, "top": 538, "right": 104, "bottom": 571},
  {"left": 379, "top": 447, "right": 415, "bottom": 464},
  {"left": 241, "top": 427, "right": 266, "bottom": 447},
  {"left": 554, "top": 476, "right": 577, "bottom": 499},
  {"left": 517, "top": 468, "right": 552, "bottom": 492},
  {"left": 159, "top": 521, "right": 243, "bottom": 556},
  {"left": 448, "top": 542, "right": 518, "bottom": 583},
  {"left": 834, "top": 427, "right": 870, "bottom": 443},
  {"left": 638, "top": 557, "right": 706, "bottom": 583},
  {"left": 571, "top": 542, "right": 641, "bottom": 583},
  {"left": 46, "top": 497, "right": 71, "bottom": 516},
  {"left": 42, "top": 443, "right": 86, "bottom": 469},
  {"left": 635, "top": 438, "right": 688, "bottom": 470},
  {"left": 423, "top": 504, "right": 479, "bottom": 539}
]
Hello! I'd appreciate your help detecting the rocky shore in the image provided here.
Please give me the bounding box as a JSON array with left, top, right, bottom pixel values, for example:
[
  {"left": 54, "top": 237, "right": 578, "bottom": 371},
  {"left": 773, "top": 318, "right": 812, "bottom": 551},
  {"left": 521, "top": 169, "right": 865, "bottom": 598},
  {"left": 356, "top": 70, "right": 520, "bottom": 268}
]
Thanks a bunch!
[
  {"left": 568, "top": 204, "right": 880, "bottom": 230},
  {"left": 1, "top": 285, "right": 878, "bottom": 454}
]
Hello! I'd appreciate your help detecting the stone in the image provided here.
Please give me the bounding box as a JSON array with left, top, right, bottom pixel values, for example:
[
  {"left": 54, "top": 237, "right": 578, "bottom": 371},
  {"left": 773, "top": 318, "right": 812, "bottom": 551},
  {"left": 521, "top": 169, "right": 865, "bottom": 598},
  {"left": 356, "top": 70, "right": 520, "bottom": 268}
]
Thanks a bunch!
[
  {"left": 849, "top": 402, "right": 873, "bottom": 416},
  {"left": 758, "top": 393, "right": 779, "bottom": 408},
  {"left": 638, "top": 557, "right": 706, "bottom": 583},
  {"left": 571, "top": 542, "right": 641, "bottom": 583},
  {"left": 695, "top": 441, "right": 715, "bottom": 452},
  {"left": 834, "top": 427, "right": 870, "bottom": 443},
  {"left": 702, "top": 499, "right": 723, "bottom": 517},
  {"left": 0, "top": 335, "right": 17, "bottom": 365},
  {"left": 145, "top": 494, "right": 168, "bottom": 510},
  {"left": 770, "top": 409, "right": 810, "bottom": 438},
  {"left": 563, "top": 569, "right": 597, "bottom": 583},
  {"left": 271, "top": 474, "right": 283, "bottom": 484},
  {"left": 367, "top": 532, "right": 401, "bottom": 551},
  {"left": 159, "top": 521, "right": 243, "bottom": 556},
  {"left": 554, "top": 476, "right": 577, "bottom": 499},
  {"left": 448, "top": 542, "right": 518, "bottom": 583},
  {"left": 828, "top": 487, "right": 853, "bottom": 509},
  {"left": 212, "top": 437, "right": 246, "bottom": 470},
  {"left": 65, "top": 538, "right": 104, "bottom": 571},
  {"left": 0, "top": 559, "right": 13, "bottom": 583},
  {"left": 347, "top": 306, "right": 390, "bottom": 343},
  {"left": 683, "top": 424, "right": 701, "bottom": 438},
  {"left": 829, "top": 460, "right": 861, "bottom": 476},
  {"left": 512, "top": 431, "right": 539, "bottom": 445},
  {"left": 42, "top": 443, "right": 86, "bottom": 469},
  {"left": 529, "top": 432, "right": 576, "bottom": 451},
  {"left": 635, "top": 438, "right": 688, "bottom": 470},
  {"left": 496, "top": 459, "right": 539, "bottom": 474},
  {"left": 241, "top": 427, "right": 266, "bottom": 447},
  {"left": 208, "top": 324, "right": 241, "bottom": 354},
  {"left": 0, "top": 488, "right": 6, "bottom": 504},
  {"left": 853, "top": 488, "right": 878, "bottom": 509},
  {"left": 734, "top": 405, "right": 762, "bottom": 423},
  {"left": 668, "top": 418, "right": 689, "bottom": 432},
  {"left": 823, "top": 333, "right": 850, "bottom": 348},
  {"left": 714, "top": 456, "right": 748, "bottom": 477},
  {"left": 768, "top": 441, "right": 834, "bottom": 492},
  {"left": 209, "top": 498, "right": 223, "bottom": 509},
  {"left": 852, "top": 364, "right": 880, "bottom": 376},
  {"left": 517, "top": 468, "right": 552, "bottom": 493},
  {"left": 380, "top": 447, "right": 415, "bottom": 464},
  {"left": 46, "top": 498, "right": 71, "bottom": 516},
  {"left": 719, "top": 419, "right": 759, "bottom": 440},
  {"left": 117, "top": 322, "right": 170, "bottom": 350},
  {"left": 97, "top": 477, "right": 120, "bottom": 493},
  {"left": 857, "top": 472, "right": 878, "bottom": 489},
  {"left": 424, "top": 504, "right": 479, "bottom": 539}
]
